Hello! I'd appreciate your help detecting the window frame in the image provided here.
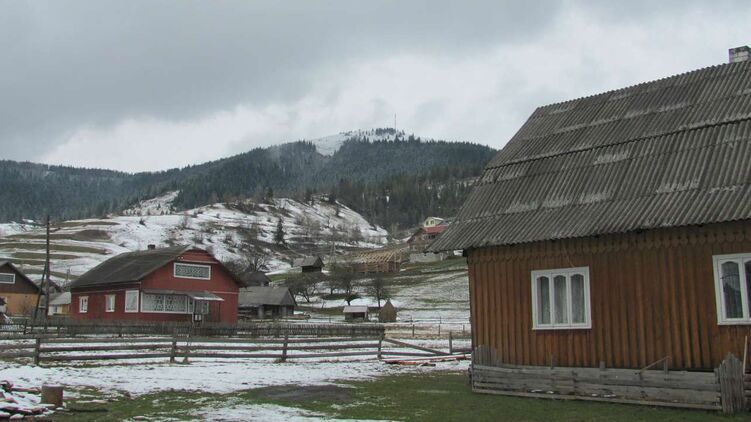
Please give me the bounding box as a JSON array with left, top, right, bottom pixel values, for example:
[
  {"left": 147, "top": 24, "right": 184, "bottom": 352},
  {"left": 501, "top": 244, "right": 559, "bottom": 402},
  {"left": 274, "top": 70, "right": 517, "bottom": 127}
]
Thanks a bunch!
[
  {"left": 531, "top": 266, "right": 591, "bottom": 330},
  {"left": 173, "top": 263, "right": 211, "bottom": 280},
  {"left": 140, "top": 293, "right": 191, "bottom": 314},
  {"left": 713, "top": 253, "right": 751, "bottom": 325},
  {"left": 0, "top": 273, "right": 15, "bottom": 284},
  {"left": 79, "top": 296, "right": 89, "bottom": 313},
  {"left": 105, "top": 294, "right": 116, "bottom": 313},
  {"left": 124, "top": 290, "right": 139, "bottom": 313}
]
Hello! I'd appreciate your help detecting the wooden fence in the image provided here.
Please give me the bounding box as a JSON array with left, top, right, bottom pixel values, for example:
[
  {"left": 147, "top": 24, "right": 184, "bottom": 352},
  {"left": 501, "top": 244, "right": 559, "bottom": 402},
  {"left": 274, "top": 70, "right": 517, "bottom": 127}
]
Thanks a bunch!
[
  {"left": 471, "top": 346, "right": 749, "bottom": 414},
  {"left": 0, "top": 319, "right": 385, "bottom": 339},
  {"left": 0, "top": 336, "right": 455, "bottom": 366}
]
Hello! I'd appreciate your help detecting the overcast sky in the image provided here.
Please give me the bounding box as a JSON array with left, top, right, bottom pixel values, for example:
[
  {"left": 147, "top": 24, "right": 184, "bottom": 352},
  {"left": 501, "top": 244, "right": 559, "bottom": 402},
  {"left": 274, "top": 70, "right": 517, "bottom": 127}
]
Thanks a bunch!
[{"left": 1, "top": 1, "right": 749, "bottom": 172}]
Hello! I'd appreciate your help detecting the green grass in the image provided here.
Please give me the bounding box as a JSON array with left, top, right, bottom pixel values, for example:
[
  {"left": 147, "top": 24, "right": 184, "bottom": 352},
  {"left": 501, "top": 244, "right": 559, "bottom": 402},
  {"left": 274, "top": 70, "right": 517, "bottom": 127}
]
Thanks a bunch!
[{"left": 51, "top": 372, "right": 747, "bottom": 421}]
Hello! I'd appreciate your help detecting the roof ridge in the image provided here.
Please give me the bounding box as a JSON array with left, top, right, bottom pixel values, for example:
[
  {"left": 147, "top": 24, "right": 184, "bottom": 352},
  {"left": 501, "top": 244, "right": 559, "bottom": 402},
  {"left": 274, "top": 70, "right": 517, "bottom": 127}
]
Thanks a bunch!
[{"left": 535, "top": 59, "right": 750, "bottom": 112}]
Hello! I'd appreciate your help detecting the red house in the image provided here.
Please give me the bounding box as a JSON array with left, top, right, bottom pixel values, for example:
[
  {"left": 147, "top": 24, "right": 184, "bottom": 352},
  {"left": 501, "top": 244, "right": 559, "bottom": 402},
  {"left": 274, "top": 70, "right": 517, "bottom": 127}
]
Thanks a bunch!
[{"left": 70, "top": 246, "right": 242, "bottom": 323}]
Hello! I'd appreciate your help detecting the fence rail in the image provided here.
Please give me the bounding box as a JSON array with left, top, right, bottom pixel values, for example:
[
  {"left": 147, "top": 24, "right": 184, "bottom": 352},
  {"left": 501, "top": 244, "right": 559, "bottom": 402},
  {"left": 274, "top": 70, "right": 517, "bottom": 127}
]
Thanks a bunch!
[
  {"left": 0, "top": 335, "right": 460, "bottom": 366},
  {"left": 0, "top": 319, "right": 385, "bottom": 339}
]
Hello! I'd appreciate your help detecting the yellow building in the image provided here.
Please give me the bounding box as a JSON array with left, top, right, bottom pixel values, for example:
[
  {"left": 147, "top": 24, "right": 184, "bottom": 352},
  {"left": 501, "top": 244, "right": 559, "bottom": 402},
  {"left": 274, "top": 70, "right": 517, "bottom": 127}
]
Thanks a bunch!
[{"left": 0, "top": 261, "right": 41, "bottom": 316}]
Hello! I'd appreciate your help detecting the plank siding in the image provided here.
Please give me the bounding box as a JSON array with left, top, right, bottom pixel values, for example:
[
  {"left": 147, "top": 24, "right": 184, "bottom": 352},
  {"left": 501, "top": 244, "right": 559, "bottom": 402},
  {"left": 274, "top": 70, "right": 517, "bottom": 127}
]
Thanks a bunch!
[{"left": 468, "top": 220, "right": 751, "bottom": 370}]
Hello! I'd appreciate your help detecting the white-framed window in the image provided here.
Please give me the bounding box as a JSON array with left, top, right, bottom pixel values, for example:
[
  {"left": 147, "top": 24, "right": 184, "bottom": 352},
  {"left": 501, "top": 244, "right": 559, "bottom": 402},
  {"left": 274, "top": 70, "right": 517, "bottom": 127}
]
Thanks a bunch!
[
  {"left": 105, "top": 294, "right": 116, "bottom": 312},
  {"left": 713, "top": 253, "right": 751, "bottom": 324},
  {"left": 531, "top": 267, "right": 591, "bottom": 330},
  {"left": 125, "top": 290, "right": 139, "bottom": 313},
  {"left": 79, "top": 296, "right": 89, "bottom": 313},
  {"left": 0, "top": 273, "right": 15, "bottom": 284},
  {"left": 174, "top": 263, "right": 211, "bottom": 280},
  {"left": 141, "top": 293, "right": 190, "bottom": 314}
]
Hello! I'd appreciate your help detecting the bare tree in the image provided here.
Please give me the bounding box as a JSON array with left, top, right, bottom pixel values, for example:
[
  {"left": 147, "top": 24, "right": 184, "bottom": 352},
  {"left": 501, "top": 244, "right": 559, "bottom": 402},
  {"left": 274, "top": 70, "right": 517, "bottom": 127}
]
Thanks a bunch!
[
  {"left": 329, "top": 264, "right": 359, "bottom": 305},
  {"left": 366, "top": 275, "right": 392, "bottom": 309},
  {"left": 284, "top": 272, "right": 320, "bottom": 303}
]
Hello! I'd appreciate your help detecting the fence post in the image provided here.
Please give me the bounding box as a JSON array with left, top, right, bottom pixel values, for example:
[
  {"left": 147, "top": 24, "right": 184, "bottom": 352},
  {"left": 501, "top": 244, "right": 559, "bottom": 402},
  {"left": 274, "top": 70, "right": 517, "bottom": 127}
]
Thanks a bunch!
[
  {"left": 281, "top": 335, "right": 288, "bottom": 362},
  {"left": 718, "top": 353, "right": 745, "bottom": 414},
  {"left": 170, "top": 337, "right": 177, "bottom": 364},
  {"left": 449, "top": 332, "right": 453, "bottom": 354},
  {"left": 33, "top": 338, "right": 41, "bottom": 366},
  {"left": 377, "top": 335, "right": 383, "bottom": 360}
]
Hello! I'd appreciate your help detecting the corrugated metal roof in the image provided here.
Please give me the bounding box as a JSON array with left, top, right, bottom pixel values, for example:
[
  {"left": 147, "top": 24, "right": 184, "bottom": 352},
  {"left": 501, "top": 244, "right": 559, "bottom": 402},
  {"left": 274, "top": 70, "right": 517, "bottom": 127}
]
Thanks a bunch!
[
  {"left": 238, "top": 287, "right": 296, "bottom": 307},
  {"left": 430, "top": 59, "right": 751, "bottom": 251},
  {"left": 71, "top": 246, "right": 191, "bottom": 288}
]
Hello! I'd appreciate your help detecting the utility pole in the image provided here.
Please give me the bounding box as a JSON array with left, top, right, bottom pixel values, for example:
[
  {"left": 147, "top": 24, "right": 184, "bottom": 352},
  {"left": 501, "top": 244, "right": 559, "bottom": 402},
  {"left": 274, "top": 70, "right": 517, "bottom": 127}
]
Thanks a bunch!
[{"left": 44, "top": 215, "right": 51, "bottom": 320}]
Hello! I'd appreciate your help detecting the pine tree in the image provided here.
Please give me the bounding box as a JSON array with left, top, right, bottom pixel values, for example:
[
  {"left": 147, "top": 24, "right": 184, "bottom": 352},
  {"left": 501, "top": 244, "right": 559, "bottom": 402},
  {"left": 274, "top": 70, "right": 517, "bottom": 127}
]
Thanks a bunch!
[{"left": 274, "top": 218, "right": 285, "bottom": 245}]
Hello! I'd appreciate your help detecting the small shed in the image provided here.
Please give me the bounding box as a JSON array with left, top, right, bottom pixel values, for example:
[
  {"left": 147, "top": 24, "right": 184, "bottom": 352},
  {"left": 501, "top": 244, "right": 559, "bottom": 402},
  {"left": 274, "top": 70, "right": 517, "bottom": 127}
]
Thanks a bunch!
[
  {"left": 343, "top": 305, "right": 369, "bottom": 322},
  {"left": 48, "top": 292, "right": 71, "bottom": 316},
  {"left": 378, "top": 300, "right": 397, "bottom": 323},
  {"left": 244, "top": 271, "right": 271, "bottom": 287},
  {"left": 292, "top": 256, "right": 324, "bottom": 273},
  {"left": 238, "top": 286, "right": 296, "bottom": 319}
]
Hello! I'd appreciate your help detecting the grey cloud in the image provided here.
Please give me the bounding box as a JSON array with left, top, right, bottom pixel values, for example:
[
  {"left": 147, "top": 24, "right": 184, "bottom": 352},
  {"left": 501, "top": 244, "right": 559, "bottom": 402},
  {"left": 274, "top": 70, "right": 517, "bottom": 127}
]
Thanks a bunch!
[{"left": 0, "top": 0, "right": 562, "bottom": 161}]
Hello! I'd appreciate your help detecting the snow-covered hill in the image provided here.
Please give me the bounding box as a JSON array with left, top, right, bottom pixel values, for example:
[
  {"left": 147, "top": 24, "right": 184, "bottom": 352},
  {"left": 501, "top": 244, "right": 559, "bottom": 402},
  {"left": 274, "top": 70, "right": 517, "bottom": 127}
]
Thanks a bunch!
[
  {"left": 306, "top": 129, "right": 408, "bottom": 156},
  {"left": 0, "top": 192, "right": 387, "bottom": 286}
]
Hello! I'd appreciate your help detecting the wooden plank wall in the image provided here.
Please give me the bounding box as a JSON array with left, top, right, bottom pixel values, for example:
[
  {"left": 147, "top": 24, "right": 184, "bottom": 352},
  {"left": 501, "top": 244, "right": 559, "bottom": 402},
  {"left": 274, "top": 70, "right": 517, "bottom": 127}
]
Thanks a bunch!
[{"left": 468, "top": 220, "right": 751, "bottom": 370}]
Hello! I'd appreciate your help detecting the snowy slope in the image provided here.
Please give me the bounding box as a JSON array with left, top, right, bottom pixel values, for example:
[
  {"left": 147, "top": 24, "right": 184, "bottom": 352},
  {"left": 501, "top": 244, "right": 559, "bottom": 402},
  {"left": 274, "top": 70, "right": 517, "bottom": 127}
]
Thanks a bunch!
[
  {"left": 0, "top": 193, "right": 387, "bottom": 286},
  {"left": 306, "top": 129, "right": 408, "bottom": 156}
]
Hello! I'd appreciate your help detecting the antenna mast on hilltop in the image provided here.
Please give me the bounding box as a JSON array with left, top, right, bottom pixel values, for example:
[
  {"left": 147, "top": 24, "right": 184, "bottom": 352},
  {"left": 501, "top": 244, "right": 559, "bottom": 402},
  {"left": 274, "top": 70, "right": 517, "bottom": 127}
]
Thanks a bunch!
[{"left": 394, "top": 114, "right": 397, "bottom": 132}]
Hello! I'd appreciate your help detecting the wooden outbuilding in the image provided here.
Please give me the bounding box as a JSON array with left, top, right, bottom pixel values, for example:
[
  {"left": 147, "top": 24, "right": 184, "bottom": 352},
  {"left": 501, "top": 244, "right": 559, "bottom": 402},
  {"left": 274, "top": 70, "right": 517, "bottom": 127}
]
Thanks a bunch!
[
  {"left": 292, "top": 256, "right": 324, "bottom": 273},
  {"left": 69, "top": 246, "right": 243, "bottom": 324},
  {"left": 430, "top": 52, "right": 751, "bottom": 373},
  {"left": 0, "top": 261, "right": 41, "bottom": 316},
  {"left": 238, "top": 286, "right": 296, "bottom": 319},
  {"left": 343, "top": 306, "right": 369, "bottom": 322}
]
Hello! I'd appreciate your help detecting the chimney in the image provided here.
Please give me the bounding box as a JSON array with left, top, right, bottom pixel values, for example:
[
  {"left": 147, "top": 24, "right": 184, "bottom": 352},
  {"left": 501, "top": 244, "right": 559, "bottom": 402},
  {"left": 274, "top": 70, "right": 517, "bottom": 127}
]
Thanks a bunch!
[
  {"left": 147, "top": 244, "right": 156, "bottom": 250},
  {"left": 729, "top": 46, "right": 751, "bottom": 63}
]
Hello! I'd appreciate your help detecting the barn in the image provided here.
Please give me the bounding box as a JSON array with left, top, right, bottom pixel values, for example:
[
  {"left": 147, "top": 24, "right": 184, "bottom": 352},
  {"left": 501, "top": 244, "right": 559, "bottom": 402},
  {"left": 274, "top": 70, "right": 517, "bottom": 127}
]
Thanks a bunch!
[
  {"left": 430, "top": 49, "right": 751, "bottom": 374},
  {"left": 0, "top": 261, "right": 41, "bottom": 316},
  {"left": 69, "top": 246, "right": 243, "bottom": 323}
]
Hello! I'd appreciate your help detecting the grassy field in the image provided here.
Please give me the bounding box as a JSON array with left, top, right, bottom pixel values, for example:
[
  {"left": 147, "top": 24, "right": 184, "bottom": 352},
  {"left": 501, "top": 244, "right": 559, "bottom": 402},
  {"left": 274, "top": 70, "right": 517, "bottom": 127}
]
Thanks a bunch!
[{"left": 52, "top": 371, "right": 746, "bottom": 421}]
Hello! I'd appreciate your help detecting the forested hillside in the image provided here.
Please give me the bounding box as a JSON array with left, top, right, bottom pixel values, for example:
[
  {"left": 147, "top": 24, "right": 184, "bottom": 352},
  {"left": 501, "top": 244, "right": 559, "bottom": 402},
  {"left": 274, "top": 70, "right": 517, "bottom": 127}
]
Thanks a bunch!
[{"left": 0, "top": 130, "right": 496, "bottom": 230}]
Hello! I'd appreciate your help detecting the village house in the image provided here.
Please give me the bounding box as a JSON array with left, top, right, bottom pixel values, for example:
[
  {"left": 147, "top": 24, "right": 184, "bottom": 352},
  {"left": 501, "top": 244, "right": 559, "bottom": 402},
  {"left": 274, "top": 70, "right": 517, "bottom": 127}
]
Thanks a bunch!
[
  {"left": 292, "top": 256, "right": 324, "bottom": 273},
  {"left": 407, "top": 217, "right": 450, "bottom": 263},
  {"left": 430, "top": 47, "right": 751, "bottom": 375},
  {"left": 69, "top": 246, "right": 243, "bottom": 323},
  {"left": 238, "top": 286, "right": 296, "bottom": 319},
  {"left": 0, "top": 261, "right": 42, "bottom": 316},
  {"left": 47, "top": 291, "right": 71, "bottom": 316}
]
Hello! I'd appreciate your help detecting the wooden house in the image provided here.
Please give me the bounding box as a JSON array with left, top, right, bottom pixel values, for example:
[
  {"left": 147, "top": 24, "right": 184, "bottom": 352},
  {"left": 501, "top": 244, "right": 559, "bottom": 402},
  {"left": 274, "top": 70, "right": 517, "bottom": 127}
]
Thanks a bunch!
[
  {"left": 292, "top": 256, "right": 324, "bottom": 273},
  {"left": 343, "top": 306, "right": 369, "bottom": 322},
  {"left": 69, "top": 246, "right": 243, "bottom": 323},
  {"left": 48, "top": 292, "right": 71, "bottom": 316},
  {"left": 238, "top": 286, "right": 296, "bottom": 318},
  {"left": 429, "top": 50, "right": 751, "bottom": 373},
  {"left": 0, "top": 261, "right": 41, "bottom": 316}
]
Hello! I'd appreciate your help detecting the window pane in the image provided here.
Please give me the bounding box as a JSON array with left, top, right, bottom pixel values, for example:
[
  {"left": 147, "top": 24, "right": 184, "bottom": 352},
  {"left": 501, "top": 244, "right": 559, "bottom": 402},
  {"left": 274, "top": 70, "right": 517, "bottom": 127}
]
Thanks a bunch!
[
  {"left": 571, "top": 274, "right": 586, "bottom": 324},
  {"left": 537, "top": 276, "right": 551, "bottom": 325},
  {"left": 554, "top": 275, "right": 568, "bottom": 324},
  {"left": 125, "top": 291, "right": 138, "bottom": 312},
  {"left": 721, "top": 261, "right": 743, "bottom": 319}
]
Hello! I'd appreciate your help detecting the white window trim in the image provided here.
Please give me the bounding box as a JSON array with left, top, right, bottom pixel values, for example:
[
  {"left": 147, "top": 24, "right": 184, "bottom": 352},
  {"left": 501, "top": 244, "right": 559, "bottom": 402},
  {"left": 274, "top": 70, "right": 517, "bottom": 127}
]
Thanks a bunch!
[
  {"left": 173, "top": 262, "right": 211, "bottom": 280},
  {"left": 79, "top": 296, "right": 89, "bottom": 313},
  {"left": 713, "top": 253, "right": 751, "bottom": 325},
  {"left": 0, "top": 273, "right": 15, "bottom": 284},
  {"left": 531, "top": 266, "right": 591, "bottom": 330},
  {"left": 105, "top": 294, "right": 116, "bottom": 313},
  {"left": 124, "top": 290, "right": 139, "bottom": 313},
  {"left": 140, "top": 292, "right": 193, "bottom": 314}
]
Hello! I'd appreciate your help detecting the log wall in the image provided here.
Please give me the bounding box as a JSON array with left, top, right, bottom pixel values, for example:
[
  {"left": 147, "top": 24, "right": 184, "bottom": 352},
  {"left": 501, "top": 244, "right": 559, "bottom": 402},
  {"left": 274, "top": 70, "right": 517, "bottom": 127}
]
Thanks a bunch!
[{"left": 468, "top": 220, "right": 751, "bottom": 370}]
